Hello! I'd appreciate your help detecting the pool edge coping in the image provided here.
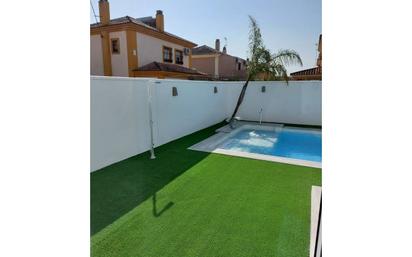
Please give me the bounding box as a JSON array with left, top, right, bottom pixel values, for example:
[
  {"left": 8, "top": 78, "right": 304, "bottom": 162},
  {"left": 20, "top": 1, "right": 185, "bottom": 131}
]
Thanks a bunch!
[{"left": 189, "top": 146, "right": 322, "bottom": 168}]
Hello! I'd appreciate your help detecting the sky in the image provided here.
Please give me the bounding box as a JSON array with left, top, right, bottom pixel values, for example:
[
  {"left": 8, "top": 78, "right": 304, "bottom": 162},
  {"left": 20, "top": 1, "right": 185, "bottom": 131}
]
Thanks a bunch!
[{"left": 90, "top": 0, "right": 321, "bottom": 73}]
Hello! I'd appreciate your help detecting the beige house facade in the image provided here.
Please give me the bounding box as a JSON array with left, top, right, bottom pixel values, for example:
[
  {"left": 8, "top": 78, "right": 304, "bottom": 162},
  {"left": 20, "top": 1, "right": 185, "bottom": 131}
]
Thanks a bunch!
[
  {"left": 191, "top": 39, "right": 248, "bottom": 80},
  {"left": 90, "top": 0, "right": 205, "bottom": 79}
]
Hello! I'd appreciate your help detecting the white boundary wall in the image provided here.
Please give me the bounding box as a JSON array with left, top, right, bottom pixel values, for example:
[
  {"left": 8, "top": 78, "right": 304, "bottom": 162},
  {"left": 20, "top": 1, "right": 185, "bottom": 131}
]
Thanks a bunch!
[
  {"left": 233, "top": 81, "right": 322, "bottom": 125},
  {"left": 91, "top": 77, "right": 321, "bottom": 172},
  {"left": 151, "top": 80, "right": 232, "bottom": 146},
  {"left": 91, "top": 77, "right": 151, "bottom": 171}
]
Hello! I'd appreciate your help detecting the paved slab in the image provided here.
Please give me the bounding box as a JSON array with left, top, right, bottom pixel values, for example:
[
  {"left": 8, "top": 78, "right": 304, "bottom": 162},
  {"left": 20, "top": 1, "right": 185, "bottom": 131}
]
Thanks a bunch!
[{"left": 310, "top": 186, "right": 322, "bottom": 257}]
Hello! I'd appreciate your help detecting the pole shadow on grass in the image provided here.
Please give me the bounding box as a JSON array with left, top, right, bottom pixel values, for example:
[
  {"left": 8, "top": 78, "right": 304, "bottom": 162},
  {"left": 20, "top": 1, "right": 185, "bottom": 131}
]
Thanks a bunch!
[
  {"left": 152, "top": 193, "right": 174, "bottom": 217},
  {"left": 90, "top": 122, "right": 225, "bottom": 236}
]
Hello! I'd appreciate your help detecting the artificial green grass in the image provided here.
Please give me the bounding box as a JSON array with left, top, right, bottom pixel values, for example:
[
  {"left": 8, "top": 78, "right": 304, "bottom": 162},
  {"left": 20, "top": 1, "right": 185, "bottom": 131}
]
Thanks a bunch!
[{"left": 91, "top": 122, "right": 321, "bottom": 257}]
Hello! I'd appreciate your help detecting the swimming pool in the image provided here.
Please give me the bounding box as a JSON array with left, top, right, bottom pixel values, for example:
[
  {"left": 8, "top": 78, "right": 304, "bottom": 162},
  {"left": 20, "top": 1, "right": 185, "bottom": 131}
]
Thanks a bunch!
[
  {"left": 217, "top": 128, "right": 322, "bottom": 162},
  {"left": 189, "top": 124, "right": 322, "bottom": 168}
]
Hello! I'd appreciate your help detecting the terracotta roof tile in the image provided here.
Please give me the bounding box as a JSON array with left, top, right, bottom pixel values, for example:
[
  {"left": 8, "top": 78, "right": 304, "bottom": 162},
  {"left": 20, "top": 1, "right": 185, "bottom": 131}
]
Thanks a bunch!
[
  {"left": 91, "top": 16, "right": 196, "bottom": 46},
  {"left": 134, "top": 62, "right": 207, "bottom": 75},
  {"left": 290, "top": 67, "right": 322, "bottom": 76},
  {"left": 192, "top": 45, "right": 220, "bottom": 55},
  {"left": 192, "top": 45, "right": 246, "bottom": 63}
]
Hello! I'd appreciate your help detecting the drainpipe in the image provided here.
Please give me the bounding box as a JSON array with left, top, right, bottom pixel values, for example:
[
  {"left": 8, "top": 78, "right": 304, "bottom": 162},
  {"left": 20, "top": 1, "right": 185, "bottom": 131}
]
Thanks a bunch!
[{"left": 148, "top": 80, "right": 157, "bottom": 159}]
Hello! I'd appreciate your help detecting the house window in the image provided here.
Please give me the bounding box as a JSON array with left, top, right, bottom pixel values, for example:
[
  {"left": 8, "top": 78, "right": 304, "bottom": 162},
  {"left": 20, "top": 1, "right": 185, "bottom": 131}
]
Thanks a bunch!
[
  {"left": 163, "top": 46, "right": 173, "bottom": 63},
  {"left": 238, "top": 63, "right": 241, "bottom": 70},
  {"left": 175, "top": 49, "right": 184, "bottom": 65},
  {"left": 111, "top": 38, "right": 120, "bottom": 54}
]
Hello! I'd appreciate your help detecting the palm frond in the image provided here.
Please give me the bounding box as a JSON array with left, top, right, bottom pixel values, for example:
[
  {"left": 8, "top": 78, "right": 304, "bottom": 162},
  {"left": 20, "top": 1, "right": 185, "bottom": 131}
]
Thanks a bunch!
[
  {"left": 272, "top": 63, "right": 289, "bottom": 83},
  {"left": 273, "top": 49, "right": 303, "bottom": 67},
  {"left": 229, "top": 15, "right": 300, "bottom": 124},
  {"left": 246, "top": 16, "right": 301, "bottom": 81},
  {"left": 248, "top": 15, "right": 263, "bottom": 58}
]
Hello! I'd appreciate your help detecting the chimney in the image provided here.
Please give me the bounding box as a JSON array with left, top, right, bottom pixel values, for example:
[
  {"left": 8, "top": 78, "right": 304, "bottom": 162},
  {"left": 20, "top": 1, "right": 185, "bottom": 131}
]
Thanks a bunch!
[
  {"left": 222, "top": 46, "right": 227, "bottom": 54},
  {"left": 98, "top": 0, "right": 110, "bottom": 25},
  {"left": 156, "top": 10, "right": 164, "bottom": 32},
  {"left": 215, "top": 39, "right": 220, "bottom": 51}
]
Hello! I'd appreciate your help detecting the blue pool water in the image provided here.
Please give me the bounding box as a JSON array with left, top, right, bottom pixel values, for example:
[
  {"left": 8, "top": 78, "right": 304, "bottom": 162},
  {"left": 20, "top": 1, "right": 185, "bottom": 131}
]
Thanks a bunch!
[{"left": 218, "top": 128, "right": 322, "bottom": 162}]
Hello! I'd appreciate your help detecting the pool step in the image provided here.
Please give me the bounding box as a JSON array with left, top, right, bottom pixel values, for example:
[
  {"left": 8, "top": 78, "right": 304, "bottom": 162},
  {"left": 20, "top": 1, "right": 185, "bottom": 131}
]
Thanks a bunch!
[{"left": 188, "top": 132, "right": 228, "bottom": 152}]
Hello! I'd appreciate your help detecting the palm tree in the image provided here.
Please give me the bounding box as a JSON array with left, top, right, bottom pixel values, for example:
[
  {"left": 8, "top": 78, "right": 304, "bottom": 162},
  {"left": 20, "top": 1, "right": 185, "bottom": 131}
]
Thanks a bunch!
[{"left": 228, "top": 16, "right": 303, "bottom": 126}]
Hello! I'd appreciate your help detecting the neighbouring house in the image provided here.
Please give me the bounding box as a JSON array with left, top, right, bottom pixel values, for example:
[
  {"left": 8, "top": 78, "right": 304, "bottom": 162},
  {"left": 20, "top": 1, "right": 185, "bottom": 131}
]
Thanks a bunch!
[
  {"left": 90, "top": 0, "right": 206, "bottom": 79},
  {"left": 191, "top": 39, "right": 248, "bottom": 80},
  {"left": 290, "top": 34, "right": 322, "bottom": 80}
]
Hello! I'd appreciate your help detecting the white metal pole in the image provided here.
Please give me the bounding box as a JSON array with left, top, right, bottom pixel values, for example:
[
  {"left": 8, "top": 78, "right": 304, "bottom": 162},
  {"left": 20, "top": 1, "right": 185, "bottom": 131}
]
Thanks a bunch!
[{"left": 148, "top": 80, "right": 156, "bottom": 159}]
